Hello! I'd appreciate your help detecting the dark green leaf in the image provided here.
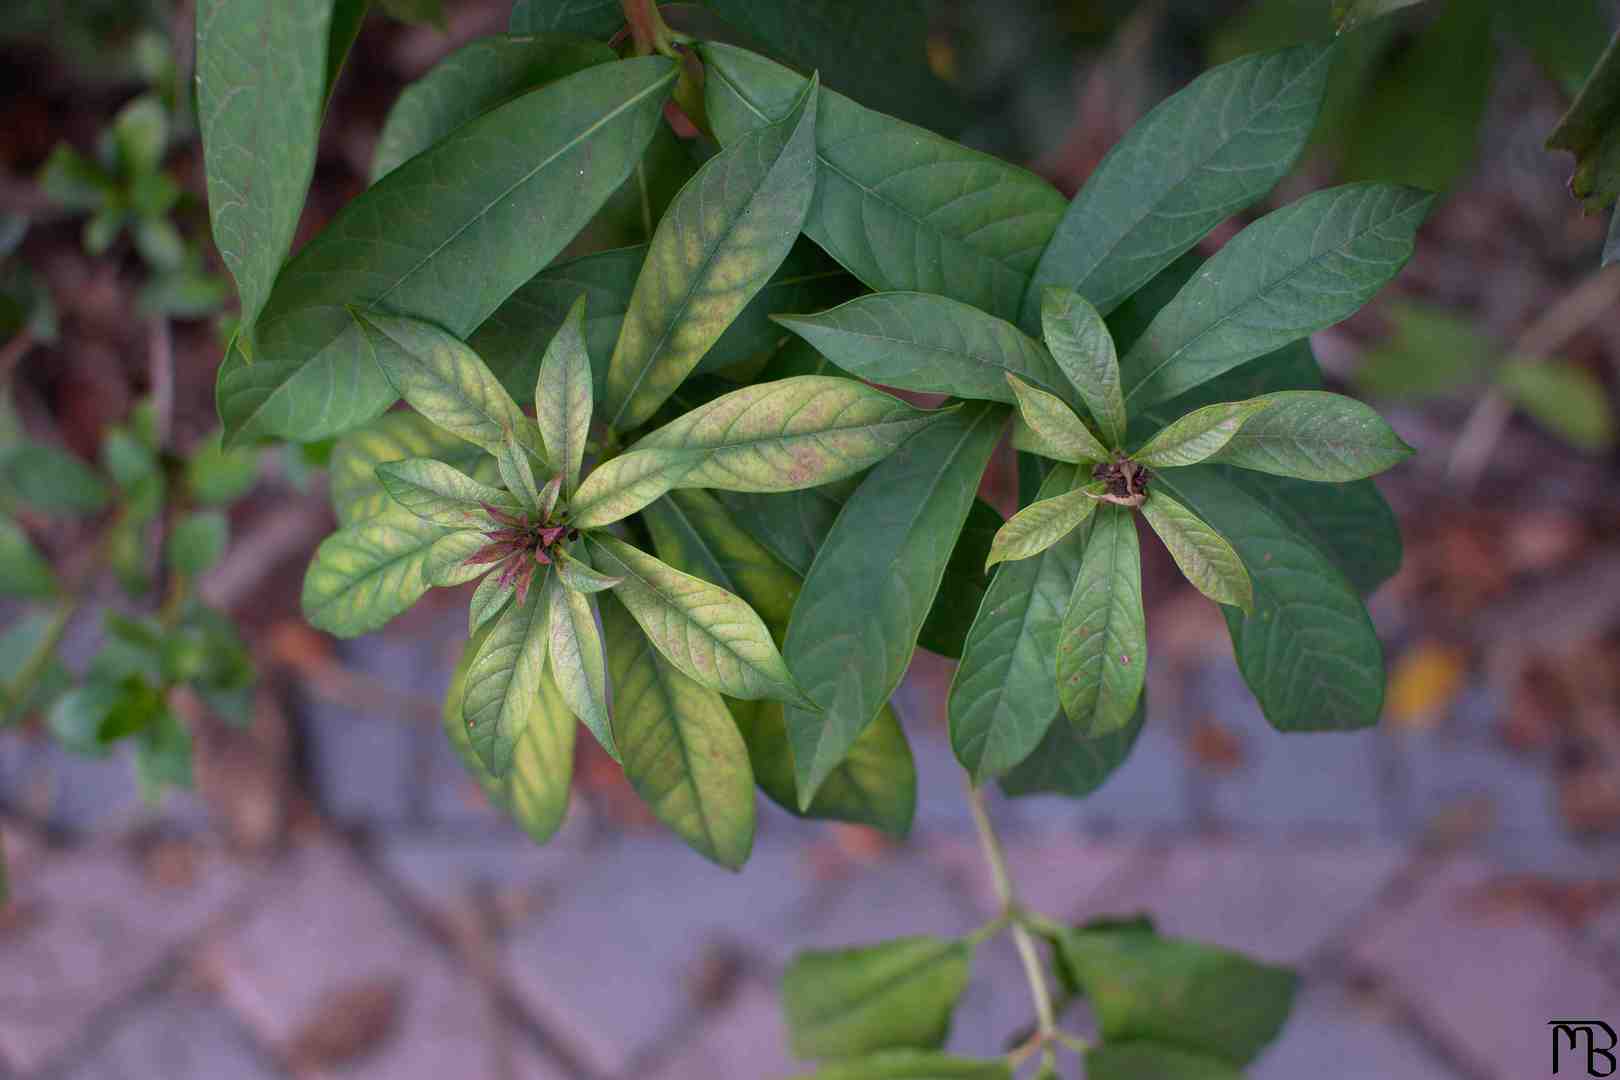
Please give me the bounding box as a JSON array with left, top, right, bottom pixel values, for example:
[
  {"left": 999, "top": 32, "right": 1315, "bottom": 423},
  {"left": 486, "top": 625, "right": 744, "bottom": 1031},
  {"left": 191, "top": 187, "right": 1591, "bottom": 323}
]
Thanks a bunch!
[
  {"left": 0, "top": 517, "right": 55, "bottom": 598},
  {"left": 1000, "top": 698, "right": 1146, "bottom": 799},
  {"left": 783, "top": 937, "right": 972, "bottom": 1060},
  {"left": 1333, "top": 0, "right": 1429, "bottom": 30},
  {"left": 1056, "top": 504, "right": 1146, "bottom": 736},
  {"left": 1084, "top": 1044, "right": 1244, "bottom": 1080},
  {"left": 1206, "top": 390, "right": 1414, "bottom": 479},
  {"left": 371, "top": 34, "right": 613, "bottom": 182},
  {"left": 300, "top": 505, "right": 448, "bottom": 637},
  {"left": 135, "top": 707, "right": 193, "bottom": 801},
  {"left": 48, "top": 683, "right": 120, "bottom": 756},
  {"left": 1043, "top": 288, "right": 1126, "bottom": 449},
  {"left": 916, "top": 499, "right": 1001, "bottom": 661},
  {"left": 713, "top": 480, "right": 855, "bottom": 577},
  {"left": 379, "top": 0, "right": 444, "bottom": 27},
  {"left": 1122, "top": 184, "right": 1433, "bottom": 410},
  {"left": 702, "top": 44, "right": 1062, "bottom": 322},
  {"left": 325, "top": 0, "right": 369, "bottom": 105},
  {"left": 196, "top": 0, "right": 332, "bottom": 333},
  {"left": 785, "top": 402, "right": 1004, "bottom": 805},
  {"left": 168, "top": 510, "right": 229, "bottom": 576},
  {"left": 1024, "top": 43, "right": 1337, "bottom": 327},
  {"left": 509, "top": 0, "right": 622, "bottom": 36},
  {"left": 0, "top": 442, "right": 111, "bottom": 515},
  {"left": 216, "top": 57, "right": 676, "bottom": 444},
  {"left": 463, "top": 570, "right": 553, "bottom": 774}
]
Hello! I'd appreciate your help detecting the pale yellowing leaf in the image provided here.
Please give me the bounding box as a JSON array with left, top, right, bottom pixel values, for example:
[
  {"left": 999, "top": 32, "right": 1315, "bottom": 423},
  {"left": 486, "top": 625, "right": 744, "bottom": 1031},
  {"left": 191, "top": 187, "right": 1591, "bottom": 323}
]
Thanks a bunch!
[
  {"left": 546, "top": 574, "right": 617, "bottom": 761},
  {"left": 1140, "top": 490, "right": 1253, "bottom": 613},
  {"left": 376, "top": 457, "right": 519, "bottom": 527},
  {"left": 536, "top": 293, "right": 593, "bottom": 494},
  {"left": 985, "top": 481, "right": 1101, "bottom": 571},
  {"left": 1134, "top": 399, "right": 1269, "bottom": 468},
  {"left": 568, "top": 446, "right": 702, "bottom": 528},
  {"left": 1005, "top": 373, "right": 1110, "bottom": 465}
]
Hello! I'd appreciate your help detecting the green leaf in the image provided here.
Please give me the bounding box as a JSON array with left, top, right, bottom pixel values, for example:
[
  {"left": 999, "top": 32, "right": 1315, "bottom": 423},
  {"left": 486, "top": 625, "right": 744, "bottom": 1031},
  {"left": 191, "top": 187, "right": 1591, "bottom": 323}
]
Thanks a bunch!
[
  {"left": 0, "top": 517, "right": 56, "bottom": 598},
  {"left": 371, "top": 34, "right": 613, "bottom": 182},
  {"left": 217, "top": 57, "right": 675, "bottom": 444},
  {"left": 1134, "top": 400, "right": 1270, "bottom": 469},
  {"left": 602, "top": 75, "right": 818, "bottom": 432},
  {"left": 641, "top": 489, "right": 798, "bottom": 634},
  {"left": 1, "top": 611, "right": 71, "bottom": 725},
  {"left": 1141, "top": 491, "right": 1253, "bottom": 613},
  {"left": 496, "top": 427, "right": 542, "bottom": 511},
  {"left": 1156, "top": 466, "right": 1383, "bottom": 730},
  {"left": 0, "top": 442, "right": 111, "bottom": 515},
  {"left": 443, "top": 625, "right": 574, "bottom": 844},
  {"left": 101, "top": 427, "right": 157, "bottom": 490},
  {"left": 546, "top": 574, "right": 616, "bottom": 761},
  {"left": 1353, "top": 302, "right": 1492, "bottom": 400},
  {"left": 702, "top": 43, "right": 1062, "bottom": 322},
  {"left": 168, "top": 511, "right": 229, "bottom": 576},
  {"left": 324, "top": 0, "right": 369, "bottom": 106},
  {"left": 775, "top": 293, "right": 1072, "bottom": 407},
  {"left": 135, "top": 707, "right": 194, "bottom": 802},
  {"left": 916, "top": 499, "right": 1002, "bottom": 661},
  {"left": 785, "top": 402, "right": 1004, "bottom": 805},
  {"left": 791, "top": 1051, "right": 1011, "bottom": 1080},
  {"left": 951, "top": 464, "right": 1084, "bottom": 783},
  {"left": 1057, "top": 504, "right": 1146, "bottom": 736},
  {"left": 589, "top": 534, "right": 809, "bottom": 706},
  {"left": 536, "top": 293, "right": 593, "bottom": 496},
  {"left": 1042, "top": 287, "right": 1127, "bottom": 449},
  {"left": 1205, "top": 389, "right": 1413, "bottom": 479},
  {"left": 985, "top": 481, "right": 1100, "bottom": 572},
  {"left": 1024, "top": 43, "right": 1337, "bottom": 327},
  {"left": 463, "top": 570, "right": 552, "bottom": 774},
  {"left": 783, "top": 937, "right": 972, "bottom": 1060},
  {"left": 509, "top": 0, "right": 623, "bottom": 36},
  {"left": 1005, "top": 373, "right": 1110, "bottom": 465},
  {"left": 196, "top": 0, "right": 332, "bottom": 333},
  {"left": 1496, "top": 360, "right": 1618, "bottom": 454},
  {"left": 555, "top": 548, "right": 622, "bottom": 594},
  {"left": 376, "top": 458, "right": 519, "bottom": 527},
  {"left": 713, "top": 481, "right": 854, "bottom": 578},
  {"left": 468, "top": 569, "right": 515, "bottom": 634},
  {"left": 379, "top": 0, "right": 445, "bottom": 27},
  {"left": 1123, "top": 184, "right": 1433, "bottom": 410},
  {"left": 300, "top": 505, "right": 448, "bottom": 637},
  {"left": 1059, "top": 928, "right": 1298, "bottom": 1066},
  {"left": 600, "top": 593, "right": 755, "bottom": 868},
  {"left": 421, "top": 529, "right": 495, "bottom": 588},
  {"left": 1084, "top": 1044, "right": 1244, "bottom": 1080},
  {"left": 185, "top": 432, "right": 259, "bottom": 505},
  {"left": 569, "top": 447, "right": 700, "bottom": 528},
  {"left": 329, "top": 412, "right": 489, "bottom": 526},
  {"left": 1000, "top": 698, "right": 1146, "bottom": 799},
  {"left": 632, "top": 376, "right": 945, "bottom": 493},
  {"left": 1333, "top": 0, "right": 1429, "bottom": 30},
  {"left": 48, "top": 683, "right": 119, "bottom": 756},
  {"left": 38, "top": 144, "right": 111, "bottom": 212}
]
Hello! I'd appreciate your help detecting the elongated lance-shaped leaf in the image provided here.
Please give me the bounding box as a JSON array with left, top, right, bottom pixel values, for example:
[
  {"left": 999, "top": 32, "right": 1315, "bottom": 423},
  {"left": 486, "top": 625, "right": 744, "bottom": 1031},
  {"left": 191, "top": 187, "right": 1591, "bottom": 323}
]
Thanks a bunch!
[
  {"left": 546, "top": 574, "right": 616, "bottom": 761},
  {"left": 196, "top": 0, "right": 331, "bottom": 338},
  {"left": 376, "top": 458, "right": 521, "bottom": 527},
  {"left": 713, "top": 480, "right": 855, "bottom": 578},
  {"left": 468, "top": 569, "right": 515, "bottom": 635},
  {"left": 1057, "top": 504, "right": 1147, "bottom": 735},
  {"left": 443, "top": 625, "right": 573, "bottom": 844},
  {"left": 602, "top": 76, "right": 819, "bottom": 431},
  {"left": 569, "top": 447, "right": 702, "bottom": 528},
  {"left": 588, "top": 534, "right": 811, "bottom": 706},
  {"left": 497, "top": 427, "right": 541, "bottom": 510},
  {"left": 356, "top": 311, "right": 540, "bottom": 458},
  {"left": 330, "top": 413, "right": 488, "bottom": 525},
  {"left": 536, "top": 293, "right": 592, "bottom": 496},
  {"left": 370, "top": 34, "right": 614, "bottom": 182},
  {"left": 785, "top": 402, "right": 1005, "bottom": 805},
  {"left": 301, "top": 505, "right": 447, "bottom": 637},
  {"left": 1023, "top": 43, "right": 1337, "bottom": 329},
  {"left": 950, "top": 464, "right": 1084, "bottom": 784},
  {"left": 1141, "top": 490, "right": 1253, "bottom": 612},
  {"left": 1005, "top": 374, "right": 1110, "bottom": 465},
  {"left": 1000, "top": 699, "right": 1146, "bottom": 799},
  {"left": 1205, "top": 390, "right": 1413, "bottom": 480},
  {"left": 775, "top": 293, "right": 1072, "bottom": 407},
  {"left": 630, "top": 376, "right": 946, "bottom": 493},
  {"left": 985, "top": 481, "right": 1101, "bottom": 572},
  {"left": 555, "top": 548, "right": 621, "bottom": 594},
  {"left": 783, "top": 937, "right": 973, "bottom": 1060},
  {"left": 1122, "top": 184, "right": 1434, "bottom": 410},
  {"left": 422, "top": 529, "right": 494, "bottom": 588},
  {"left": 1042, "top": 288, "right": 1127, "bottom": 449},
  {"left": 216, "top": 57, "right": 676, "bottom": 444},
  {"left": 642, "top": 489, "right": 799, "bottom": 637},
  {"left": 1133, "top": 399, "right": 1270, "bottom": 468},
  {"left": 463, "top": 568, "right": 552, "bottom": 774},
  {"left": 600, "top": 594, "right": 755, "bottom": 868},
  {"left": 1156, "top": 466, "right": 1383, "bottom": 730},
  {"left": 702, "top": 43, "right": 1065, "bottom": 323}
]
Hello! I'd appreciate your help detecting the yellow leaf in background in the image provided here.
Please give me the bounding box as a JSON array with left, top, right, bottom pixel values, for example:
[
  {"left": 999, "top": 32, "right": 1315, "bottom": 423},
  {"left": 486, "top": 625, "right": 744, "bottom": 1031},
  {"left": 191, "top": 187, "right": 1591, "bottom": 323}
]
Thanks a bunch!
[{"left": 1386, "top": 640, "right": 1469, "bottom": 730}]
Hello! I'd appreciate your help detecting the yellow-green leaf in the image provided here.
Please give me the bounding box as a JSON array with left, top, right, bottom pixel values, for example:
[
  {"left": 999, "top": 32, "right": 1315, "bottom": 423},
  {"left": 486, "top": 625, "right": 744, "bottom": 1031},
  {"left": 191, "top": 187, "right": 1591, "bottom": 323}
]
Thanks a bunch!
[
  {"left": 1056, "top": 504, "right": 1146, "bottom": 736},
  {"left": 468, "top": 569, "right": 515, "bottom": 634},
  {"left": 1141, "top": 490, "right": 1253, "bottom": 613},
  {"left": 783, "top": 937, "right": 972, "bottom": 1060},
  {"left": 463, "top": 570, "right": 552, "bottom": 775},
  {"left": 985, "top": 481, "right": 1101, "bottom": 571},
  {"left": 536, "top": 293, "right": 593, "bottom": 495},
  {"left": 1005, "top": 373, "right": 1110, "bottom": 465},
  {"left": 300, "top": 505, "right": 447, "bottom": 637},
  {"left": 568, "top": 446, "right": 702, "bottom": 528},
  {"left": 554, "top": 548, "right": 622, "bottom": 594},
  {"left": 376, "top": 458, "right": 520, "bottom": 527},
  {"left": 421, "top": 529, "right": 491, "bottom": 588},
  {"left": 1042, "top": 287, "right": 1127, "bottom": 449},
  {"left": 1133, "top": 399, "right": 1269, "bottom": 469},
  {"left": 547, "top": 574, "right": 616, "bottom": 761},
  {"left": 328, "top": 412, "right": 488, "bottom": 525}
]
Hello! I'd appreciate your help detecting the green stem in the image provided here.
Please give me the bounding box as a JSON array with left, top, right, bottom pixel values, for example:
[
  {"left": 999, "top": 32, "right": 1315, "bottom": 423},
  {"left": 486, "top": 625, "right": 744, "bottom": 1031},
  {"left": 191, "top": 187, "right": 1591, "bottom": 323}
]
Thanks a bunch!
[{"left": 967, "top": 783, "right": 1057, "bottom": 1041}]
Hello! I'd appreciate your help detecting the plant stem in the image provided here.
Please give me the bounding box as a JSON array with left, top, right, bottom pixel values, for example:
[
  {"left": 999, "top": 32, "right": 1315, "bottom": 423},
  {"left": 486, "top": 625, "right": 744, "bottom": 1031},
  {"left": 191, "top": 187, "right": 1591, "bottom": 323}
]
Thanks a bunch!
[{"left": 966, "top": 783, "right": 1057, "bottom": 1041}]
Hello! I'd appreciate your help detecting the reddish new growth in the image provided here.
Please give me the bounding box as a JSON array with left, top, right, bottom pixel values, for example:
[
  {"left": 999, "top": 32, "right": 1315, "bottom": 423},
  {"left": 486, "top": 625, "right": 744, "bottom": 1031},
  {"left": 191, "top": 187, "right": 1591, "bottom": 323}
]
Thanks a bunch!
[{"left": 465, "top": 503, "right": 577, "bottom": 606}]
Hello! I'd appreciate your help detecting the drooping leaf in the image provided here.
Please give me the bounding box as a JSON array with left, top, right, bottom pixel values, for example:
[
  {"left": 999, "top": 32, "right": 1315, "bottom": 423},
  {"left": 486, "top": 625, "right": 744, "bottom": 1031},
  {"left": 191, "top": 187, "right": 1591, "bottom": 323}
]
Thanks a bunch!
[
  {"left": 1023, "top": 43, "right": 1337, "bottom": 328},
  {"left": 462, "top": 569, "right": 552, "bottom": 774},
  {"left": 216, "top": 57, "right": 676, "bottom": 444},
  {"left": 984, "top": 481, "right": 1100, "bottom": 572},
  {"left": 536, "top": 293, "right": 593, "bottom": 495},
  {"left": 0, "top": 442, "right": 111, "bottom": 516},
  {"left": 1134, "top": 400, "right": 1270, "bottom": 469},
  {"left": 951, "top": 465, "right": 1084, "bottom": 784},
  {"left": 783, "top": 937, "right": 972, "bottom": 1060},
  {"left": 1056, "top": 504, "right": 1146, "bottom": 736},
  {"left": 1496, "top": 360, "right": 1618, "bottom": 454},
  {"left": 1205, "top": 389, "right": 1414, "bottom": 479},
  {"left": 631, "top": 376, "right": 946, "bottom": 492},
  {"left": 1141, "top": 490, "right": 1253, "bottom": 612},
  {"left": 1156, "top": 467, "right": 1383, "bottom": 730},
  {"left": 602, "top": 77, "right": 819, "bottom": 432},
  {"left": 1005, "top": 373, "right": 1110, "bottom": 465},
  {"left": 1122, "top": 184, "right": 1433, "bottom": 410},
  {"left": 545, "top": 574, "right": 616, "bottom": 760},
  {"left": 300, "top": 505, "right": 448, "bottom": 637},
  {"left": 168, "top": 511, "right": 229, "bottom": 576},
  {"left": 776, "top": 293, "right": 1071, "bottom": 406},
  {"left": 600, "top": 594, "right": 755, "bottom": 868},
  {"left": 1084, "top": 1044, "right": 1245, "bottom": 1080},
  {"left": 196, "top": 0, "right": 332, "bottom": 334},
  {"left": 916, "top": 499, "right": 1002, "bottom": 660},
  {"left": 999, "top": 698, "right": 1146, "bottom": 799},
  {"left": 569, "top": 447, "right": 701, "bottom": 528},
  {"left": 370, "top": 34, "right": 613, "bottom": 182},
  {"left": 785, "top": 402, "right": 1005, "bottom": 805},
  {"left": 0, "top": 517, "right": 56, "bottom": 599},
  {"left": 702, "top": 44, "right": 1062, "bottom": 322},
  {"left": 509, "top": 0, "right": 623, "bottom": 36},
  {"left": 1042, "top": 287, "right": 1127, "bottom": 449},
  {"left": 790, "top": 1051, "right": 1011, "bottom": 1080},
  {"left": 589, "top": 534, "right": 810, "bottom": 706},
  {"left": 376, "top": 458, "right": 520, "bottom": 527},
  {"left": 1058, "top": 927, "right": 1298, "bottom": 1066}
]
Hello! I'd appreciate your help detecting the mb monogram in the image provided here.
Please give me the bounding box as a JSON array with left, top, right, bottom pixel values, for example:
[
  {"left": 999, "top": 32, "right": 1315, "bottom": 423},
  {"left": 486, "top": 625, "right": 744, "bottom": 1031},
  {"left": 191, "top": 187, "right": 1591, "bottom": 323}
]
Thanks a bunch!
[{"left": 1552, "top": 1020, "right": 1619, "bottom": 1076}]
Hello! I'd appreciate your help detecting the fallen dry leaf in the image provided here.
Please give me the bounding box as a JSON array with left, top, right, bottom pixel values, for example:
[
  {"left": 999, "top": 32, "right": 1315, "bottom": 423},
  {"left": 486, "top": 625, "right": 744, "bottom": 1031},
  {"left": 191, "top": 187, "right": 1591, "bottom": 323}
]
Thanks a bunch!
[
  {"left": 1185, "top": 718, "right": 1246, "bottom": 774},
  {"left": 285, "top": 976, "right": 404, "bottom": 1069},
  {"left": 1461, "top": 875, "right": 1620, "bottom": 929}
]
